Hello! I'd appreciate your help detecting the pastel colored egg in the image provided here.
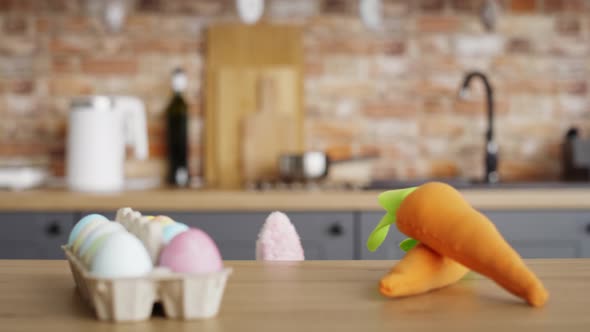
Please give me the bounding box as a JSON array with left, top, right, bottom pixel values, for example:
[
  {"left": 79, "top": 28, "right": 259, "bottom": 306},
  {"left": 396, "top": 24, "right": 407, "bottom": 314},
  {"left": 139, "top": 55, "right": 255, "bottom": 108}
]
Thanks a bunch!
[
  {"left": 77, "top": 222, "right": 125, "bottom": 258},
  {"left": 162, "top": 223, "right": 189, "bottom": 244},
  {"left": 72, "top": 218, "right": 109, "bottom": 253},
  {"left": 152, "top": 215, "right": 175, "bottom": 226},
  {"left": 81, "top": 232, "right": 117, "bottom": 267},
  {"left": 68, "top": 214, "right": 109, "bottom": 246},
  {"left": 90, "top": 232, "right": 153, "bottom": 278},
  {"left": 159, "top": 228, "right": 223, "bottom": 274}
]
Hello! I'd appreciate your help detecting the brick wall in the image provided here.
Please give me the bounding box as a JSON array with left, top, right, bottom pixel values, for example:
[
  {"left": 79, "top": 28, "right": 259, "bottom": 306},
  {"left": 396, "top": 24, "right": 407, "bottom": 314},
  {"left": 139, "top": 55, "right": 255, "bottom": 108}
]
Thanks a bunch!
[{"left": 0, "top": 0, "right": 589, "bottom": 184}]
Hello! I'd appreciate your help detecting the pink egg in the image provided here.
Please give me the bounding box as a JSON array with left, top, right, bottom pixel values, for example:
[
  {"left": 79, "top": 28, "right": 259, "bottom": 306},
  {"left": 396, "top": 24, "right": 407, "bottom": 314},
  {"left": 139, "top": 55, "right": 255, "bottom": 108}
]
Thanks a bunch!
[{"left": 159, "top": 228, "right": 223, "bottom": 274}]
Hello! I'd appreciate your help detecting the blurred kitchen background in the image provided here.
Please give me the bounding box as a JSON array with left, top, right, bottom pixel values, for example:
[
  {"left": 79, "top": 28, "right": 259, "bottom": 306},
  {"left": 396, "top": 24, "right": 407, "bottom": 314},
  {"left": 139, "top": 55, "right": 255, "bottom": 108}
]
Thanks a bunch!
[
  {"left": 0, "top": 0, "right": 589, "bottom": 189},
  {"left": 1, "top": 0, "right": 590, "bottom": 261}
]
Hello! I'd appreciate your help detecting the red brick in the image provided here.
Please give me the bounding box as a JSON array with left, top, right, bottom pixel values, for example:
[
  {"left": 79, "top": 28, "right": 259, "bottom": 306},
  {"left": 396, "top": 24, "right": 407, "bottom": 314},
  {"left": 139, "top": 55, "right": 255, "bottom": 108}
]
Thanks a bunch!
[
  {"left": 555, "top": 16, "right": 581, "bottom": 35},
  {"left": 497, "top": 80, "right": 557, "bottom": 95},
  {"left": 450, "top": 0, "right": 483, "bottom": 12},
  {"left": 51, "top": 57, "right": 79, "bottom": 73},
  {"left": 557, "top": 80, "right": 588, "bottom": 95},
  {"left": 510, "top": 0, "right": 537, "bottom": 12},
  {"left": 321, "top": 0, "right": 355, "bottom": 15},
  {"left": 0, "top": 36, "right": 37, "bottom": 56},
  {"left": 453, "top": 99, "right": 509, "bottom": 115},
  {"left": 7, "top": 80, "right": 34, "bottom": 94},
  {"left": 419, "top": 0, "right": 446, "bottom": 12},
  {"left": 315, "top": 39, "right": 405, "bottom": 55},
  {"left": 416, "top": 35, "right": 451, "bottom": 54},
  {"left": 543, "top": 0, "right": 587, "bottom": 12},
  {"left": 0, "top": 143, "right": 49, "bottom": 156},
  {"left": 305, "top": 58, "right": 323, "bottom": 76},
  {"left": 50, "top": 76, "right": 93, "bottom": 95},
  {"left": 498, "top": 160, "right": 559, "bottom": 181},
  {"left": 361, "top": 100, "right": 421, "bottom": 117},
  {"left": 309, "top": 119, "right": 362, "bottom": 141},
  {"left": 81, "top": 58, "right": 138, "bottom": 75},
  {"left": 423, "top": 97, "right": 450, "bottom": 113},
  {"left": 35, "top": 17, "right": 53, "bottom": 32},
  {"left": 417, "top": 16, "right": 461, "bottom": 33},
  {"left": 506, "top": 37, "right": 533, "bottom": 53},
  {"left": 125, "top": 14, "right": 158, "bottom": 33},
  {"left": 0, "top": 0, "right": 11, "bottom": 11},
  {"left": 160, "top": 0, "right": 226, "bottom": 15},
  {"left": 3, "top": 15, "right": 29, "bottom": 34},
  {"left": 58, "top": 16, "right": 97, "bottom": 33},
  {"left": 50, "top": 35, "right": 98, "bottom": 55},
  {"left": 429, "top": 159, "right": 460, "bottom": 178},
  {"left": 324, "top": 144, "right": 380, "bottom": 161},
  {"left": 138, "top": 0, "right": 161, "bottom": 11},
  {"left": 420, "top": 116, "right": 465, "bottom": 137},
  {"left": 131, "top": 39, "right": 201, "bottom": 54}
]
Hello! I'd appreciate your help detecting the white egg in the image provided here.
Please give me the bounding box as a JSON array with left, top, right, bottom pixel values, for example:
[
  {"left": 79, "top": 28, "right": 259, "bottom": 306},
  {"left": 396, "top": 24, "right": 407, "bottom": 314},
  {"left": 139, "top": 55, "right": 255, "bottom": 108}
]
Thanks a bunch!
[
  {"left": 90, "top": 232, "right": 153, "bottom": 278},
  {"left": 77, "top": 222, "right": 125, "bottom": 258}
]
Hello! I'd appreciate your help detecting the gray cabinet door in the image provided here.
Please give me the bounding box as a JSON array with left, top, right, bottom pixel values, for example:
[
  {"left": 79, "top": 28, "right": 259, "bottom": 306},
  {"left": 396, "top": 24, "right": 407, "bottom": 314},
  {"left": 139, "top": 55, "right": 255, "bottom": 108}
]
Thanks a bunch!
[
  {"left": 0, "top": 213, "right": 74, "bottom": 259},
  {"left": 359, "top": 210, "right": 590, "bottom": 260},
  {"left": 359, "top": 212, "right": 408, "bottom": 260},
  {"left": 484, "top": 211, "right": 590, "bottom": 258},
  {"left": 146, "top": 212, "right": 355, "bottom": 260}
]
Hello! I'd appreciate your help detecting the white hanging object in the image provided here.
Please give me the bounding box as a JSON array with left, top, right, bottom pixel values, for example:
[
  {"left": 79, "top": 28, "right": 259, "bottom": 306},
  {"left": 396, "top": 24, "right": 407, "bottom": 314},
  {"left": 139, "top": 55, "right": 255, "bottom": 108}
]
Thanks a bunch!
[
  {"left": 360, "top": 0, "right": 382, "bottom": 30},
  {"left": 104, "top": 0, "right": 128, "bottom": 32},
  {"left": 237, "top": 0, "right": 265, "bottom": 25},
  {"left": 480, "top": 0, "right": 501, "bottom": 32}
]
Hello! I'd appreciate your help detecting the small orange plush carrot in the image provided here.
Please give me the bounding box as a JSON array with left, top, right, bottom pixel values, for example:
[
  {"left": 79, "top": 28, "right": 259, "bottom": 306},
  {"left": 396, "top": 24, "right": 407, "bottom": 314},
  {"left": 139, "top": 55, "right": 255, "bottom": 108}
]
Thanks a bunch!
[
  {"left": 396, "top": 182, "right": 548, "bottom": 307},
  {"left": 380, "top": 243, "right": 469, "bottom": 298}
]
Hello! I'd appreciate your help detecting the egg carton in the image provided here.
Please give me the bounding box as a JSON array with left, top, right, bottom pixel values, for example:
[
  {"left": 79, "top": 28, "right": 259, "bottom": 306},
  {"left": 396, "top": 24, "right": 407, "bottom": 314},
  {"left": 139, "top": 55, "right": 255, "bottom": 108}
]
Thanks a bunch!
[
  {"left": 115, "top": 207, "right": 164, "bottom": 264},
  {"left": 63, "top": 246, "right": 232, "bottom": 322}
]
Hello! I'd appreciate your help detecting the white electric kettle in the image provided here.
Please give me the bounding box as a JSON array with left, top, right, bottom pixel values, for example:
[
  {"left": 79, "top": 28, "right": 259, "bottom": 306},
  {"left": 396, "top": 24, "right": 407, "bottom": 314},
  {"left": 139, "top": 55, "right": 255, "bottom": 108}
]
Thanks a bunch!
[{"left": 66, "top": 96, "right": 148, "bottom": 192}]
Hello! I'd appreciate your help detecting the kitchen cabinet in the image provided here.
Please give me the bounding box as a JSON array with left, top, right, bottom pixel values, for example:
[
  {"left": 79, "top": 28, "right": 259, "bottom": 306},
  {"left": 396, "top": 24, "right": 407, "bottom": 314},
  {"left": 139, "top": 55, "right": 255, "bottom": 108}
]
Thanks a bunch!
[
  {"left": 484, "top": 211, "right": 590, "bottom": 258},
  {"left": 0, "top": 213, "right": 74, "bottom": 259},
  {"left": 4, "top": 208, "right": 589, "bottom": 260},
  {"left": 164, "top": 212, "right": 355, "bottom": 260},
  {"left": 84, "top": 211, "right": 355, "bottom": 260},
  {"left": 358, "top": 211, "right": 590, "bottom": 260}
]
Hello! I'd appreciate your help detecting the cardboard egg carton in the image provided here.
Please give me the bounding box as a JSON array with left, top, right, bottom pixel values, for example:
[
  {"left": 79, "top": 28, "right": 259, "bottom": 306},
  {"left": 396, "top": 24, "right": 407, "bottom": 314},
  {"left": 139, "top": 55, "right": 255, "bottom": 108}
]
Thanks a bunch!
[
  {"left": 115, "top": 207, "right": 165, "bottom": 264},
  {"left": 63, "top": 246, "right": 232, "bottom": 322},
  {"left": 63, "top": 207, "right": 232, "bottom": 322}
]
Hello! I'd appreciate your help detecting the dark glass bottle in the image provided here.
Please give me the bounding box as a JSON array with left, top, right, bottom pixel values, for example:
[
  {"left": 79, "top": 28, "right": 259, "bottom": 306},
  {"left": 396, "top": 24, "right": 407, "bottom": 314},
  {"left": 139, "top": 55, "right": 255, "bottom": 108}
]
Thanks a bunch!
[{"left": 165, "top": 68, "right": 190, "bottom": 187}]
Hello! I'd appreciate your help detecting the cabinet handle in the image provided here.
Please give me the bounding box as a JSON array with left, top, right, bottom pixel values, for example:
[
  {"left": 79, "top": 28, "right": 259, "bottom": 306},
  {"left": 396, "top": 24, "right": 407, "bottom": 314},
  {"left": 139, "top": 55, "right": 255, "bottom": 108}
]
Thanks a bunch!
[
  {"left": 45, "top": 221, "right": 63, "bottom": 237},
  {"left": 586, "top": 223, "right": 590, "bottom": 234},
  {"left": 328, "top": 223, "right": 344, "bottom": 237}
]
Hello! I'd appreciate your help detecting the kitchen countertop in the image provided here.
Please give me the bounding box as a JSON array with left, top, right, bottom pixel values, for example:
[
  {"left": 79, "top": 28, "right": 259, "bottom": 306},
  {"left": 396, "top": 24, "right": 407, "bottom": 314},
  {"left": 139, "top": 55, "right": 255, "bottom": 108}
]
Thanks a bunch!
[
  {"left": 0, "top": 259, "right": 588, "bottom": 331},
  {"left": 0, "top": 187, "right": 590, "bottom": 212}
]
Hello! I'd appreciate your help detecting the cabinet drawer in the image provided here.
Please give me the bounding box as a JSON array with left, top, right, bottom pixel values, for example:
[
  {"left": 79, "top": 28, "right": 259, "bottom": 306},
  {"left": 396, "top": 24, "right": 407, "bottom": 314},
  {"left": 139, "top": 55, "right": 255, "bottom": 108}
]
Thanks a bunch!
[
  {"left": 483, "top": 211, "right": 590, "bottom": 258},
  {"left": 0, "top": 213, "right": 74, "bottom": 259}
]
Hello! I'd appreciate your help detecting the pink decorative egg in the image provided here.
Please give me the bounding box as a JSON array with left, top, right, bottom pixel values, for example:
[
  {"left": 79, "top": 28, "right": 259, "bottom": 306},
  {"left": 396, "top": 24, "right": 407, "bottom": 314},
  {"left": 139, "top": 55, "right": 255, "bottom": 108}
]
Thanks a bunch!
[{"left": 159, "top": 228, "right": 223, "bottom": 274}]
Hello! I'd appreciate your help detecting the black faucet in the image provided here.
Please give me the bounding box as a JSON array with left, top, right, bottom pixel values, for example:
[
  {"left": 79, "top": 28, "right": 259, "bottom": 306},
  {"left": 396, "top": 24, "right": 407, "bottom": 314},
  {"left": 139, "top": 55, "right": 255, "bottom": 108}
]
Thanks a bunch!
[{"left": 459, "top": 71, "right": 499, "bottom": 184}]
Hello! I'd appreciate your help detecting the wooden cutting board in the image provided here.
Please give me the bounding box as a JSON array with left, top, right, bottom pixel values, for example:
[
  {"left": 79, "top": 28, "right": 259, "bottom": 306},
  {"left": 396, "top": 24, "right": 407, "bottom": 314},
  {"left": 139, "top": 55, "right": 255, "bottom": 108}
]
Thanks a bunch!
[
  {"left": 242, "top": 76, "right": 299, "bottom": 184},
  {"left": 205, "top": 24, "right": 303, "bottom": 189}
]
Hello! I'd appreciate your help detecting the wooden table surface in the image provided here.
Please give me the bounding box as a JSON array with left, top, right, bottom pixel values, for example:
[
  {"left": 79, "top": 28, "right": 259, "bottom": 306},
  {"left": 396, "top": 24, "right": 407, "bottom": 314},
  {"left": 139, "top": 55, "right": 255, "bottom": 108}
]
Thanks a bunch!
[
  {"left": 1, "top": 259, "right": 589, "bottom": 331},
  {"left": 1, "top": 187, "right": 590, "bottom": 212}
]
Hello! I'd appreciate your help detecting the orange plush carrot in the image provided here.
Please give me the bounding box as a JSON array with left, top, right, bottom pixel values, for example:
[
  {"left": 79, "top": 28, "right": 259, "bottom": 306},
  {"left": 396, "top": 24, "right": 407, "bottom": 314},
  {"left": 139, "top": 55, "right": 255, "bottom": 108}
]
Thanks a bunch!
[
  {"left": 380, "top": 243, "right": 469, "bottom": 298},
  {"left": 395, "top": 182, "right": 548, "bottom": 307}
]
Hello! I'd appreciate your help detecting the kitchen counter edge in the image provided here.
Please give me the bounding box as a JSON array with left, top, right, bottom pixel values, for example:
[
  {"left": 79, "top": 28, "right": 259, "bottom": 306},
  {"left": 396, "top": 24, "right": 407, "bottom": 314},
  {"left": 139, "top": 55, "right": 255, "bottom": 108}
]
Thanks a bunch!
[{"left": 0, "top": 188, "right": 589, "bottom": 212}]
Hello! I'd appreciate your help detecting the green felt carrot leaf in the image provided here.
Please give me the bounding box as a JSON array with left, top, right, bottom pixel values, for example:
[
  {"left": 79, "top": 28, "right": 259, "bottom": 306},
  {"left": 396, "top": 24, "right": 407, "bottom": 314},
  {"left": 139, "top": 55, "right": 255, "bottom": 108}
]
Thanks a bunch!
[
  {"left": 366, "top": 187, "right": 417, "bottom": 252},
  {"left": 399, "top": 238, "right": 419, "bottom": 252}
]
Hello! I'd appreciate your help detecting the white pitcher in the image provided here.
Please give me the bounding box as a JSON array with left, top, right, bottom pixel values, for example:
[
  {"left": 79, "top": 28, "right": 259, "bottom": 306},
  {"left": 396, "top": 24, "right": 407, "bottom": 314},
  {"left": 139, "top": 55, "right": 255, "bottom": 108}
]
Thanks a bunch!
[{"left": 66, "top": 96, "right": 148, "bottom": 192}]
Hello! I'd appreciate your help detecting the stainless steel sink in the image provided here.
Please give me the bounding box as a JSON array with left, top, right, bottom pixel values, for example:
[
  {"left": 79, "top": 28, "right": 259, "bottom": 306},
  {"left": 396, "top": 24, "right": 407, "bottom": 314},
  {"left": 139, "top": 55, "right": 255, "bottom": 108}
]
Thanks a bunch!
[{"left": 364, "top": 178, "right": 590, "bottom": 190}]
